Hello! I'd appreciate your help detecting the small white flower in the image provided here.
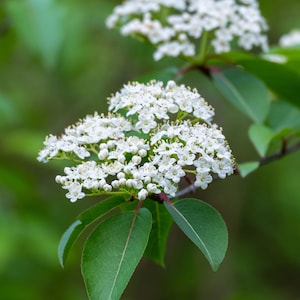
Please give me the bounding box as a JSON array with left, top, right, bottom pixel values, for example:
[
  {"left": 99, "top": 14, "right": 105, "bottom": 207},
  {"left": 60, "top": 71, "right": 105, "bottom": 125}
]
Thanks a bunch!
[
  {"left": 111, "top": 180, "right": 120, "bottom": 189},
  {"left": 147, "top": 183, "right": 161, "bottom": 194},
  {"left": 195, "top": 173, "right": 213, "bottom": 190},
  {"left": 117, "top": 172, "right": 126, "bottom": 179},
  {"left": 165, "top": 165, "right": 185, "bottom": 183},
  {"left": 65, "top": 182, "right": 85, "bottom": 202},
  {"left": 163, "top": 180, "right": 178, "bottom": 197},
  {"left": 138, "top": 149, "right": 148, "bottom": 157},
  {"left": 98, "top": 148, "right": 109, "bottom": 160},
  {"left": 177, "top": 151, "right": 195, "bottom": 166},
  {"left": 136, "top": 114, "right": 157, "bottom": 133},
  {"left": 138, "top": 189, "right": 148, "bottom": 201},
  {"left": 103, "top": 184, "right": 113, "bottom": 192},
  {"left": 156, "top": 156, "right": 176, "bottom": 173},
  {"left": 131, "top": 155, "right": 142, "bottom": 165}
]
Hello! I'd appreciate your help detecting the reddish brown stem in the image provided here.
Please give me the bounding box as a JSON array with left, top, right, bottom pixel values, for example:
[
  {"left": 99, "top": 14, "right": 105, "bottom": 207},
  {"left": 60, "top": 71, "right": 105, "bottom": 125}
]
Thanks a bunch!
[
  {"left": 158, "top": 193, "right": 173, "bottom": 205},
  {"left": 135, "top": 200, "right": 144, "bottom": 213}
]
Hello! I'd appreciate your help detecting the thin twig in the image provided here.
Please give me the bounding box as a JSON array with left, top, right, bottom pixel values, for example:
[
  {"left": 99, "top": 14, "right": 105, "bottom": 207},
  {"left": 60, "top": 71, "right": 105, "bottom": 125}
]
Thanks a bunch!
[
  {"left": 259, "top": 140, "right": 300, "bottom": 166},
  {"left": 174, "top": 184, "right": 196, "bottom": 198}
]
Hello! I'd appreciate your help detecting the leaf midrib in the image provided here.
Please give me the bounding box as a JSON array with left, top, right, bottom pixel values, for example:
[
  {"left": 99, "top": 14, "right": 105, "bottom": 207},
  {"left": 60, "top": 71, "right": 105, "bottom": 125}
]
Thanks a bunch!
[
  {"left": 107, "top": 212, "right": 138, "bottom": 300},
  {"left": 172, "top": 204, "right": 213, "bottom": 265}
]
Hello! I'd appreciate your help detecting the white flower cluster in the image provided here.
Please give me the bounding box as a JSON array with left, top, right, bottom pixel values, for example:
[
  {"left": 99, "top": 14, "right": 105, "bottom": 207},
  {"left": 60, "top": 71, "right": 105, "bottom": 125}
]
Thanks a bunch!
[
  {"left": 108, "top": 80, "right": 215, "bottom": 132},
  {"left": 37, "top": 114, "right": 133, "bottom": 163},
  {"left": 279, "top": 29, "right": 300, "bottom": 48},
  {"left": 38, "top": 81, "right": 234, "bottom": 202},
  {"left": 106, "top": 0, "right": 268, "bottom": 60}
]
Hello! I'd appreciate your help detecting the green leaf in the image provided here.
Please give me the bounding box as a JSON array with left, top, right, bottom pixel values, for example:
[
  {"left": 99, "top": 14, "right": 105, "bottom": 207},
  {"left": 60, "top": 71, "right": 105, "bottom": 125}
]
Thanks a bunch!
[
  {"left": 164, "top": 198, "right": 228, "bottom": 271},
  {"left": 265, "top": 48, "right": 300, "bottom": 73},
  {"left": 267, "top": 100, "right": 300, "bottom": 133},
  {"left": 6, "top": 0, "right": 67, "bottom": 68},
  {"left": 238, "top": 161, "right": 260, "bottom": 178},
  {"left": 143, "top": 201, "right": 173, "bottom": 267},
  {"left": 268, "top": 47, "right": 300, "bottom": 60},
  {"left": 236, "top": 58, "right": 300, "bottom": 108},
  {"left": 285, "top": 60, "right": 300, "bottom": 75},
  {"left": 212, "top": 67, "right": 270, "bottom": 123},
  {"left": 58, "top": 195, "right": 127, "bottom": 267},
  {"left": 248, "top": 124, "right": 276, "bottom": 157},
  {"left": 82, "top": 208, "right": 152, "bottom": 300}
]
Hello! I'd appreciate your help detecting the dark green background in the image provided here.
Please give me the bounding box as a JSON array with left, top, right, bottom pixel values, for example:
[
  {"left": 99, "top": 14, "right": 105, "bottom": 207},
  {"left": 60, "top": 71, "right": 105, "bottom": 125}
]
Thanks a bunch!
[{"left": 1, "top": 1, "right": 300, "bottom": 299}]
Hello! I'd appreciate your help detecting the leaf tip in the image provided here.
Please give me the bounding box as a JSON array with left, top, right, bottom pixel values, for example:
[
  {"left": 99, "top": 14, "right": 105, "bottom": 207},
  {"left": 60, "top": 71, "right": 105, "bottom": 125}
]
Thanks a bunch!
[{"left": 238, "top": 161, "right": 259, "bottom": 177}]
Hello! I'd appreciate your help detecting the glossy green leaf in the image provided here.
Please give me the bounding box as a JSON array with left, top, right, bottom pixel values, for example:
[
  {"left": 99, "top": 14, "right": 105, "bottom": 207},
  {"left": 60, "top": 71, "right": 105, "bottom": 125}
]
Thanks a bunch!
[
  {"left": 164, "top": 198, "right": 228, "bottom": 271},
  {"left": 82, "top": 208, "right": 152, "bottom": 300},
  {"left": 236, "top": 58, "right": 300, "bottom": 108},
  {"left": 212, "top": 67, "right": 270, "bottom": 123},
  {"left": 238, "top": 161, "right": 260, "bottom": 178},
  {"left": 248, "top": 124, "right": 276, "bottom": 157},
  {"left": 58, "top": 195, "right": 127, "bottom": 267},
  {"left": 143, "top": 201, "right": 173, "bottom": 267},
  {"left": 267, "top": 100, "right": 300, "bottom": 133}
]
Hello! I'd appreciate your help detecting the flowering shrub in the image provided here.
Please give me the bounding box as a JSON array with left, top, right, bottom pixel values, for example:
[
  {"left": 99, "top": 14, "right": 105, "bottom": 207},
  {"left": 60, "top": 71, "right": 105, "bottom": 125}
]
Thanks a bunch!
[
  {"left": 106, "top": 0, "right": 268, "bottom": 60},
  {"left": 38, "top": 1, "right": 300, "bottom": 300},
  {"left": 39, "top": 81, "right": 235, "bottom": 299}
]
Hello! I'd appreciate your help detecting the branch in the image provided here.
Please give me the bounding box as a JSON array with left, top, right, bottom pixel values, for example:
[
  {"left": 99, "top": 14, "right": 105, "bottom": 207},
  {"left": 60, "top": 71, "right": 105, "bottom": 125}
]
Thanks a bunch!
[{"left": 259, "top": 140, "right": 300, "bottom": 166}]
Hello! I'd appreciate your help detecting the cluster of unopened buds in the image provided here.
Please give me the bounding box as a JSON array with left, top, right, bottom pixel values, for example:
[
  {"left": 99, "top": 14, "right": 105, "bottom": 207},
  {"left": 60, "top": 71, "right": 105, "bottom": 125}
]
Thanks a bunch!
[
  {"left": 106, "top": 0, "right": 268, "bottom": 60},
  {"left": 38, "top": 80, "right": 235, "bottom": 202}
]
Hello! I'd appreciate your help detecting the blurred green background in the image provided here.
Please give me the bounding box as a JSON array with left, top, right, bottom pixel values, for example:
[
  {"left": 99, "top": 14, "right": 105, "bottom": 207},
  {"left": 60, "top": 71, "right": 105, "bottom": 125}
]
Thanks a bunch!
[{"left": 1, "top": 0, "right": 300, "bottom": 299}]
